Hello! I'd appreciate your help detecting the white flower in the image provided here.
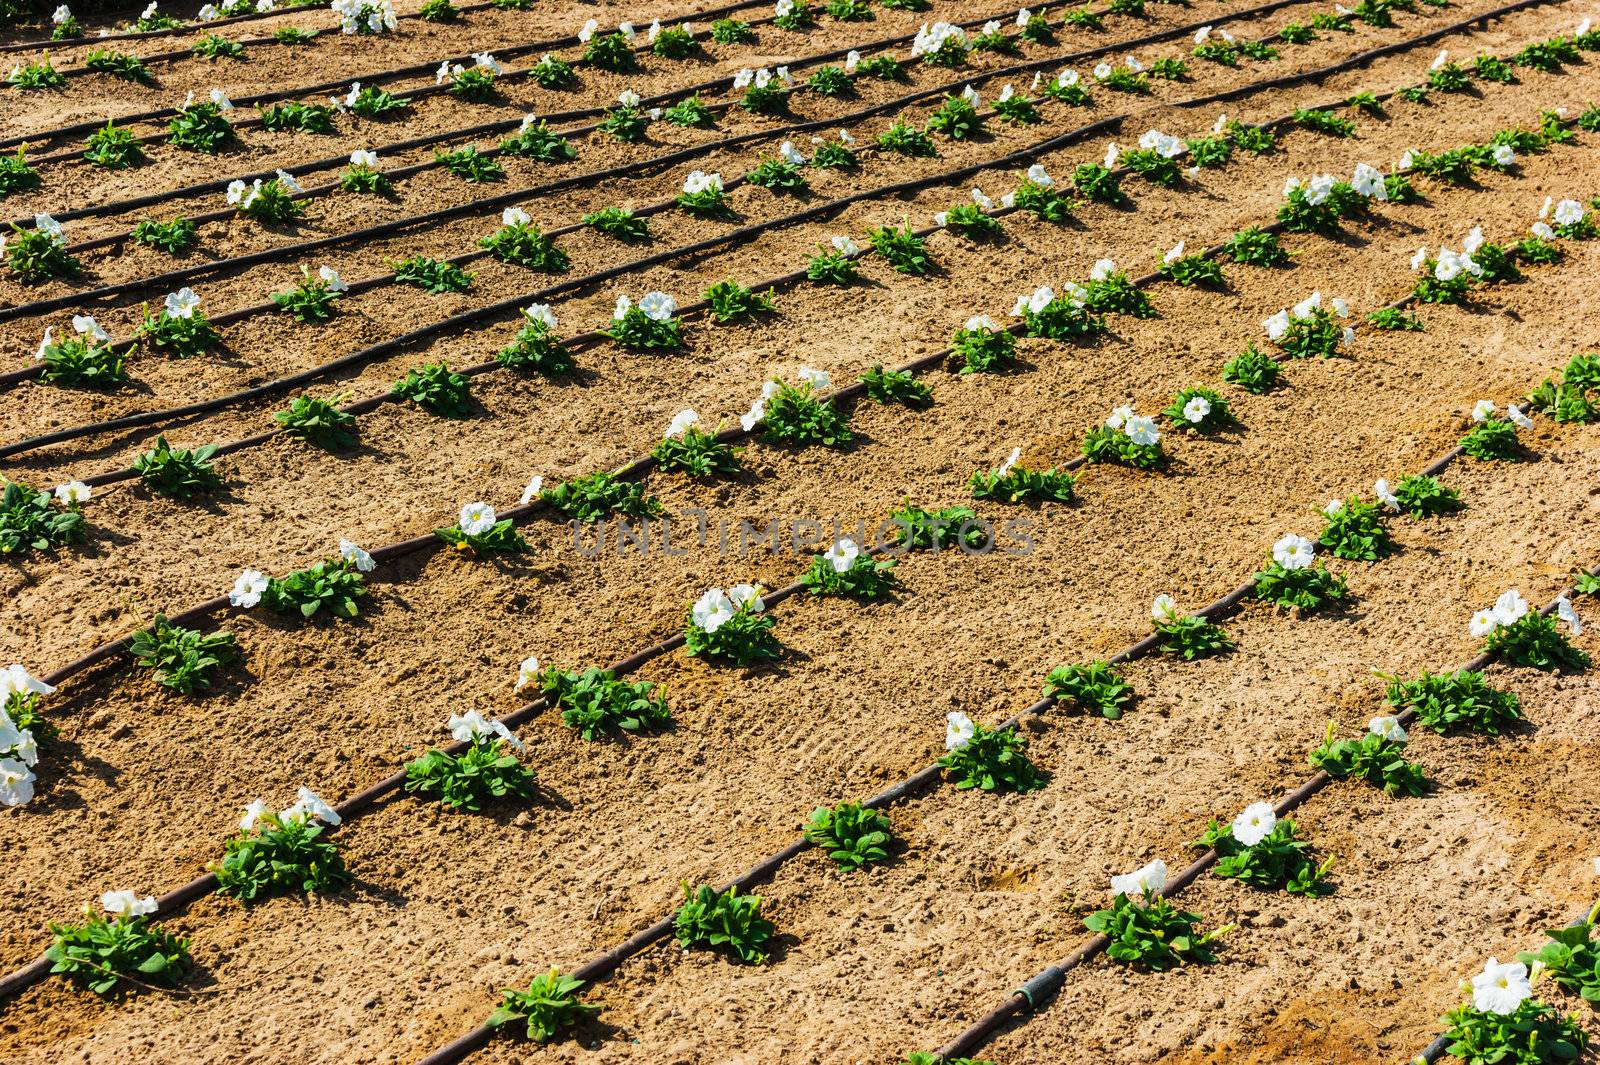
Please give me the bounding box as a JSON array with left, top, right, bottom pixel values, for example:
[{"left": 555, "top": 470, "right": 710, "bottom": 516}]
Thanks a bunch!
[
  {"left": 1324, "top": 499, "right": 1345, "bottom": 517},
  {"left": 229, "top": 569, "right": 269, "bottom": 608},
  {"left": 52, "top": 4, "right": 72, "bottom": 23},
  {"left": 317, "top": 266, "right": 347, "bottom": 293},
  {"left": 470, "top": 51, "right": 502, "bottom": 74},
  {"left": 1262, "top": 310, "right": 1290, "bottom": 341},
  {"left": 1151, "top": 594, "right": 1178, "bottom": 622},
  {"left": 1557, "top": 596, "right": 1584, "bottom": 636},
  {"left": 1531, "top": 221, "right": 1555, "bottom": 240},
  {"left": 1011, "top": 286, "right": 1054, "bottom": 317},
  {"left": 1231, "top": 802, "right": 1277, "bottom": 847},
  {"left": 961, "top": 85, "right": 981, "bottom": 108},
  {"left": 775, "top": 0, "right": 793, "bottom": 14},
  {"left": 520, "top": 303, "right": 556, "bottom": 333},
  {"left": 518, "top": 475, "right": 543, "bottom": 506},
  {"left": 1471, "top": 958, "right": 1532, "bottom": 1015},
  {"left": 692, "top": 588, "right": 737, "bottom": 633},
  {"left": 1374, "top": 479, "right": 1400, "bottom": 512},
  {"left": 459, "top": 502, "right": 496, "bottom": 536},
  {"left": 617, "top": 89, "right": 640, "bottom": 108},
  {"left": 1057, "top": 69, "right": 1080, "bottom": 88},
  {"left": 515, "top": 656, "right": 540, "bottom": 692},
  {"left": 101, "top": 890, "right": 158, "bottom": 919},
  {"left": 779, "top": 141, "right": 805, "bottom": 166},
  {"left": 1138, "top": 129, "right": 1182, "bottom": 158},
  {"left": 970, "top": 187, "right": 993, "bottom": 211},
  {"left": 964, "top": 314, "right": 1000, "bottom": 333},
  {"left": 666, "top": 409, "right": 699, "bottom": 438},
  {"left": 1507, "top": 405, "right": 1533, "bottom": 430},
  {"left": 53, "top": 481, "right": 91, "bottom": 506},
  {"left": 1471, "top": 399, "right": 1496, "bottom": 423},
  {"left": 1102, "top": 142, "right": 1119, "bottom": 168},
  {"left": 995, "top": 446, "right": 1021, "bottom": 478},
  {"left": 501, "top": 206, "right": 530, "bottom": 227},
  {"left": 1111, "top": 858, "right": 1166, "bottom": 897},
  {"left": 1124, "top": 415, "right": 1159, "bottom": 446},
  {"left": 1430, "top": 48, "right": 1448, "bottom": 70},
  {"left": 337, "top": 539, "right": 374, "bottom": 573},
  {"left": 1539, "top": 196, "right": 1554, "bottom": 219},
  {"left": 349, "top": 149, "right": 378, "bottom": 168},
  {"left": 577, "top": 17, "right": 598, "bottom": 41},
  {"left": 824, "top": 538, "right": 860, "bottom": 574},
  {"left": 1553, "top": 199, "right": 1585, "bottom": 227},
  {"left": 1022, "top": 164, "right": 1053, "bottom": 189},
  {"left": 797, "top": 366, "right": 830, "bottom": 390},
  {"left": 1351, "top": 162, "right": 1387, "bottom": 200},
  {"left": 33, "top": 213, "right": 66, "bottom": 242},
  {"left": 739, "top": 398, "right": 766, "bottom": 432},
  {"left": 831, "top": 235, "right": 858, "bottom": 256},
  {"left": 1105, "top": 405, "right": 1134, "bottom": 430},
  {"left": 945, "top": 711, "right": 975, "bottom": 751},
  {"left": 1163, "top": 241, "right": 1185, "bottom": 265},
  {"left": 1, "top": 665, "right": 55, "bottom": 701},
  {"left": 164, "top": 287, "right": 202, "bottom": 319},
  {"left": 1369, "top": 715, "right": 1408, "bottom": 743},
  {"left": 1291, "top": 291, "right": 1323, "bottom": 320},
  {"left": 1469, "top": 609, "right": 1499, "bottom": 638},
  {"left": 1123, "top": 54, "right": 1142, "bottom": 72},
  {"left": 274, "top": 169, "right": 302, "bottom": 194},
  {"left": 209, "top": 88, "right": 233, "bottom": 110},
  {"left": 638, "top": 291, "right": 677, "bottom": 321},
  {"left": 12, "top": 731, "right": 36, "bottom": 768},
  {"left": 70, "top": 315, "right": 108, "bottom": 343},
  {"left": 1492, "top": 589, "right": 1529, "bottom": 626},
  {"left": 1272, "top": 534, "right": 1314, "bottom": 571},
  {"left": 239, "top": 798, "right": 269, "bottom": 831},
  {"left": 844, "top": 50, "right": 861, "bottom": 73},
  {"left": 285, "top": 786, "right": 341, "bottom": 826},
  {"left": 1194, "top": 24, "right": 1211, "bottom": 42},
  {"left": 0, "top": 759, "right": 34, "bottom": 807},
  {"left": 1492, "top": 144, "right": 1515, "bottom": 167},
  {"left": 1181, "top": 395, "right": 1210, "bottom": 423},
  {"left": 728, "top": 584, "right": 764, "bottom": 612},
  {"left": 1305, "top": 174, "right": 1335, "bottom": 206},
  {"left": 682, "top": 170, "right": 723, "bottom": 195}
]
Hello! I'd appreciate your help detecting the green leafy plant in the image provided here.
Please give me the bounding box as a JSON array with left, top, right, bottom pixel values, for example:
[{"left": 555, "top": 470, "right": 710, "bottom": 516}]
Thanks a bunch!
[
  {"left": 1519, "top": 911, "right": 1600, "bottom": 1005},
  {"left": 274, "top": 394, "right": 357, "bottom": 449},
  {"left": 927, "top": 93, "right": 982, "bottom": 140},
  {"left": 805, "top": 802, "right": 893, "bottom": 870},
  {"left": 1392, "top": 473, "right": 1460, "bottom": 516},
  {"left": 499, "top": 120, "right": 576, "bottom": 163},
  {"left": 405, "top": 736, "right": 534, "bottom": 812},
  {"left": 651, "top": 23, "right": 697, "bottom": 57},
  {"left": 273, "top": 25, "right": 315, "bottom": 41},
  {"left": 84, "top": 121, "right": 144, "bottom": 168},
  {"left": 528, "top": 53, "right": 575, "bottom": 89},
  {"left": 969, "top": 461, "right": 1075, "bottom": 505},
  {"left": 339, "top": 159, "right": 391, "bottom": 195},
  {"left": 263, "top": 558, "right": 366, "bottom": 619},
  {"left": 806, "top": 244, "right": 860, "bottom": 284},
  {"left": 1085, "top": 891, "right": 1226, "bottom": 969},
  {"left": 604, "top": 295, "right": 683, "bottom": 350},
  {"left": 214, "top": 809, "right": 350, "bottom": 900},
  {"left": 1308, "top": 721, "right": 1428, "bottom": 796},
  {"left": 676, "top": 175, "right": 733, "bottom": 219},
  {"left": 130, "top": 217, "right": 196, "bottom": 252},
  {"left": 858, "top": 364, "right": 931, "bottom": 406},
  {"left": 260, "top": 101, "right": 335, "bottom": 135},
  {"left": 393, "top": 363, "right": 473, "bottom": 417},
  {"left": 444, "top": 65, "right": 498, "bottom": 102},
  {"left": 1123, "top": 148, "right": 1183, "bottom": 189},
  {"left": 652, "top": 423, "right": 739, "bottom": 480},
  {"left": 709, "top": 17, "right": 752, "bottom": 43},
  {"left": 583, "top": 207, "right": 650, "bottom": 242},
  {"left": 135, "top": 295, "right": 220, "bottom": 356},
  {"left": 1252, "top": 557, "right": 1349, "bottom": 613},
  {"left": 132, "top": 436, "right": 223, "bottom": 498},
  {"left": 541, "top": 666, "right": 671, "bottom": 740},
  {"left": 1163, "top": 253, "right": 1225, "bottom": 288},
  {"left": 939, "top": 203, "right": 1002, "bottom": 240},
  {"left": 747, "top": 156, "right": 808, "bottom": 192},
  {"left": 798, "top": 546, "right": 899, "bottom": 599},
  {"left": 167, "top": 102, "right": 231, "bottom": 152},
  {"left": 807, "top": 64, "right": 852, "bottom": 96},
  {"left": 867, "top": 223, "right": 931, "bottom": 275},
  {"left": 1195, "top": 816, "right": 1334, "bottom": 896},
  {"left": 497, "top": 309, "right": 572, "bottom": 374},
  {"left": 1081, "top": 423, "right": 1162, "bottom": 469},
  {"left": 392, "top": 255, "right": 473, "bottom": 294},
  {"left": 1383, "top": 669, "right": 1520, "bottom": 735},
  {"left": 230, "top": 177, "right": 302, "bottom": 224},
  {"left": 7, "top": 56, "right": 67, "bottom": 90},
  {"left": 419, "top": 0, "right": 456, "bottom": 21},
  {"left": 435, "top": 505, "right": 527, "bottom": 555},
  {"left": 1153, "top": 608, "right": 1232, "bottom": 660},
  {"left": 540, "top": 472, "right": 661, "bottom": 523},
  {"left": 877, "top": 118, "right": 937, "bottom": 157},
  {"left": 1227, "top": 120, "right": 1277, "bottom": 154},
  {"left": 84, "top": 47, "right": 152, "bottom": 83},
  {"left": 1185, "top": 136, "right": 1231, "bottom": 169},
  {"left": 0, "top": 481, "right": 84, "bottom": 557},
  {"left": 347, "top": 85, "right": 410, "bottom": 117},
  {"left": 663, "top": 95, "right": 714, "bottom": 127},
  {"left": 1318, "top": 497, "right": 1392, "bottom": 560},
  {"left": 1294, "top": 107, "right": 1356, "bottom": 137},
  {"left": 45, "top": 910, "right": 191, "bottom": 996},
  {"left": 1011, "top": 178, "right": 1072, "bottom": 222},
  {"left": 480, "top": 215, "right": 568, "bottom": 271},
  {"left": 1043, "top": 660, "right": 1133, "bottom": 718},
  {"left": 939, "top": 722, "right": 1044, "bottom": 792},
  {"left": 1222, "top": 344, "right": 1281, "bottom": 393},
  {"left": 37, "top": 327, "right": 125, "bottom": 388},
  {"left": 1482, "top": 612, "right": 1590, "bottom": 671},
  {"left": 761, "top": 381, "right": 852, "bottom": 447},
  {"left": 583, "top": 31, "right": 637, "bottom": 72},
  {"left": 740, "top": 79, "right": 789, "bottom": 116},
  {"left": 1071, "top": 162, "right": 1126, "bottom": 205},
  {"left": 271, "top": 267, "right": 344, "bottom": 323},
  {"left": 673, "top": 884, "right": 775, "bottom": 963},
  {"left": 435, "top": 145, "right": 504, "bottom": 182},
  {"left": 129, "top": 615, "right": 236, "bottom": 695},
  {"left": 4, "top": 221, "right": 79, "bottom": 282},
  {"left": 1460, "top": 417, "right": 1522, "bottom": 461},
  {"left": 1436, "top": 1000, "right": 1586, "bottom": 1064},
  {"left": 685, "top": 589, "right": 780, "bottom": 666},
  {"left": 1367, "top": 307, "right": 1423, "bottom": 331},
  {"left": 487, "top": 968, "right": 600, "bottom": 1044},
  {"left": 890, "top": 501, "right": 986, "bottom": 550}
]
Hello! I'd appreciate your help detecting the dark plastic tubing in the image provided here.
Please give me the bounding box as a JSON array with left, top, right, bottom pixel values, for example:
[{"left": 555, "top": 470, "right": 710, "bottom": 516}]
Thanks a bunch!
[{"left": 0, "top": 0, "right": 1552, "bottom": 451}]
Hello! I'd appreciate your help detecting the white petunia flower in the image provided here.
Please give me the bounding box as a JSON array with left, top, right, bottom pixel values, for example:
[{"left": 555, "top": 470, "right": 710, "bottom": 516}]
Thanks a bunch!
[
  {"left": 349, "top": 149, "right": 378, "bottom": 168},
  {"left": 779, "top": 141, "right": 805, "bottom": 166},
  {"left": 1507, "top": 405, "right": 1533, "bottom": 430},
  {"left": 229, "top": 569, "right": 269, "bottom": 608},
  {"left": 210, "top": 88, "right": 233, "bottom": 110},
  {"left": 1324, "top": 499, "right": 1344, "bottom": 517},
  {"left": 1105, "top": 405, "right": 1133, "bottom": 430},
  {"left": 1374, "top": 479, "right": 1400, "bottom": 512},
  {"left": 1181, "top": 395, "right": 1210, "bottom": 423},
  {"left": 515, "top": 656, "right": 540, "bottom": 691},
  {"left": 337, "top": 539, "right": 374, "bottom": 572},
  {"left": 1531, "top": 221, "right": 1555, "bottom": 240},
  {"left": 1090, "top": 258, "right": 1116, "bottom": 282},
  {"left": 1, "top": 666, "right": 55, "bottom": 702},
  {"left": 1103, "top": 142, "right": 1119, "bottom": 168},
  {"left": 824, "top": 537, "right": 860, "bottom": 574},
  {"left": 1469, "top": 609, "right": 1499, "bottom": 638},
  {"left": 666, "top": 409, "right": 699, "bottom": 438},
  {"left": 945, "top": 710, "right": 975, "bottom": 750},
  {"left": 1124, "top": 415, "right": 1159, "bottom": 446},
  {"left": 164, "top": 287, "right": 201, "bottom": 319},
  {"left": 739, "top": 398, "right": 766, "bottom": 433},
  {"left": 617, "top": 89, "right": 640, "bottom": 108},
  {"left": 1262, "top": 310, "right": 1290, "bottom": 340},
  {"left": 1369, "top": 715, "right": 1408, "bottom": 743},
  {"left": 831, "top": 235, "right": 858, "bottom": 256},
  {"left": 1471, "top": 957, "right": 1532, "bottom": 1015},
  {"left": 1492, "top": 144, "right": 1516, "bottom": 167},
  {"left": 638, "top": 292, "right": 676, "bottom": 321},
  {"left": 54, "top": 481, "right": 92, "bottom": 506},
  {"left": 798, "top": 366, "right": 830, "bottom": 390},
  {"left": 458, "top": 502, "right": 497, "bottom": 535},
  {"left": 1491, "top": 588, "right": 1528, "bottom": 626},
  {"left": 728, "top": 583, "right": 764, "bottom": 612},
  {"left": 101, "top": 890, "right": 158, "bottom": 919},
  {"left": 317, "top": 266, "right": 347, "bottom": 293},
  {"left": 240, "top": 798, "right": 270, "bottom": 831},
  {"left": 518, "top": 475, "right": 543, "bottom": 506},
  {"left": 13, "top": 731, "right": 36, "bottom": 768},
  {"left": 692, "top": 588, "right": 736, "bottom": 633},
  {"left": 1351, "top": 162, "right": 1387, "bottom": 200},
  {"left": 0, "top": 759, "right": 34, "bottom": 807},
  {"left": 844, "top": 50, "right": 861, "bottom": 73},
  {"left": 1556, "top": 597, "right": 1583, "bottom": 635},
  {"left": 577, "top": 17, "right": 598, "bottom": 41},
  {"left": 682, "top": 170, "right": 723, "bottom": 195},
  {"left": 1163, "top": 241, "right": 1185, "bottom": 265},
  {"left": 1231, "top": 802, "right": 1276, "bottom": 847},
  {"left": 1272, "top": 534, "right": 1315, "bottom": 571},
  {"left": 1553, "top": 199, "right": 1585, "bottom": 227},
  {"left": 1471, "top": 399, "right": 1496, "bottom": 423},
  {"left": 964, "top": 315, "right": 1000, "bottom": 333},
  {"left": 285, "top": 786, "right": 341, "bottom": 826},
  {"left": 995, "top": 446, "right": 1022, "bottom": 478},
  {"left": 1151, "top": 594, "right": 1178, "bottom": 622},
  {"left": 1430, "top": 49, "right": 1448, "bottom": 70},
  {"left": 1111, "top": 858, "right": 1166, "bottom": 897}
]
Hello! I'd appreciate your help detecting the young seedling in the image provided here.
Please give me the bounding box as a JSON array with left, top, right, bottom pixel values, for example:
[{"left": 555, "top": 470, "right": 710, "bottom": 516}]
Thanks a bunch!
[
  {"left": 5, "top": 218, "right": 80, "bottom": 282},
  {"left": 129, "top": 616, "right": 236, "bottom": 695},
  {"left": 1308, "top": 719, "right": 1428, "bottom": 796},
  {"left": 37, "top": 320, "right": 126, "bottom": 388},
  {"left": 799, "top": 540, "right": 899, "bottom": 599},
  {"left": 274, "top": 394, "right": 357, "bottom": 449},
  {"left": 405, "top": 713, "right": 535, "bottom": 811},
  {"left": 1222, "top": 344, "right": 1281, "bottom": 393},
  {"left": 1318, "top": 496, "right": 1392, "bottom": 560},
  {"left": 84, "top": 122, "right": 145, "bottom": 169},
  {"left": 969, "top": 451, "right": 1076, "bottom": 505},
  {"left": 540, "top": 472, "right": 661, "bottom": 523},
  {"left": 541, "top": 666, "right": 672, "bottom": 739},
  {"left": 271, "top": 266, "right": 347, "bottom": 324},
  {"left": 761, "top": 378, "right": 853, "bottom": 447},
  {"left": 131, "top": 217, "right": 197, "bottom": 253},
  {"left": 498, "top": 119, "right": 576, "bottom": 162},
  {"left": 435, "top": 502, "right": 528, "bottom": 554},
  {"left": 213, "top": 800, "right": 350, "bottom": 900},
  {"left": 858, "top": 364, "right": 931, "bottom": 407},
  {"left": 805, "top": 802, "right": 893, "bottom": 869},
  {"left": 673, "top": 884, "right": 775, "bottom": 963},
  {"left": 132, "top": 436, "right": 223, "bottom": 498},
  {"left": 1151, "top": 595, "right": 1232, "bottom": 659},
  {"left": 1085, "top": 873, "right": 1227, "bottom": 968},
  {"left": 0, "top": 481, "right": 86, "bottom": 556},
  {"left": 498, "top": 306, "right": 573, "bottom": 375},
  {"left": 1195, "top": 806, "right": 1334, "bottom": 896},
  {"left": 939, "top": 717, "right": 1044, "bottom": 792},
  {"left": 605, "top": 292, "right": 684, "bottom": 351},
  {"left": 391, "top": 255, "right": 473, "bottom": 294},
  {"left": 583, "top": 207, "right": 650, "bottom": 242},
  {"left": 1043, "top": 660, "right": 1133, "bottom": 718},
  {"left": 1382, "top": 669, "right": 1521, "bottom": 735},
  {"left": 480, "top": 211, "right": 568, "bottom": 271},
  {"left": 486, "top": 968, "right": 600, "bottom": 1044},
  {"left": 45, "top": 900, "right": 191, "bottom": 996},
  {"left": 136, "top": 289, "right": 220, "bottom": 356},
  {"left": 1252, "top": 534, "right": 1349, "bottom": 613},
  {"left": 685, "top": 586, "right": 780, "bottom": 666}
]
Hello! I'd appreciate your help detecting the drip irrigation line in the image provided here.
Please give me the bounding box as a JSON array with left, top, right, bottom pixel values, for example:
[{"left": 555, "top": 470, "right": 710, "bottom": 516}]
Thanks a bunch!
[
  {"left": 7, "top": 0, "right": 1286, "bottom": 220},
  {"left": 0, "top": 0, "right": 767, "bottom": 149},
  {"left": 0, "top": 2, "right": 1558, "bottom": 454},
  {"left": 0, "top": 145, "right": 1580, "bottom": 1010}
]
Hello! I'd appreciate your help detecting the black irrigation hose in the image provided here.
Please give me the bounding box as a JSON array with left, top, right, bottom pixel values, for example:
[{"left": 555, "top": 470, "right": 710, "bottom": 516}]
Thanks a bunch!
[
  {"left": 0, "top": 0, "right": 1554, "bottom": 454},
  {"left": 0, "top": 96, "right": 1579, "bottom": 1008},
  {"left": 1409, "top": 901, "right": 1600, "bottom": 1064},
  {"left": 0, "top": 0, "right": 766, "bottom": 150},
  {"left": 932, "top": 574, "right": 1596, "bottom": 1064}
]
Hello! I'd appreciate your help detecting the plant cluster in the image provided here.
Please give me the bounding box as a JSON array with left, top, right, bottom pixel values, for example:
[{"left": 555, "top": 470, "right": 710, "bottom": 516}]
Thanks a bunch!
[
  {"left": 129, "top": 615, "right": 237, "bottom": 695},
  {"left": 435, "top": 502, "right": 527, "bottom": 555},
  {"left": 272, "top": 265, "right": 347, "bottom": 323},
  {"left": 938, "top": 715, "right": 1044, "bottom": 793},
  {"left": 46, "top": 901, "right": 191, "bottom": 996},
  {"left": 804, "top": 801, "right": 894, "bottom": 870},
  {"left": 274, "top": 394, "right": 357, "bottom": 448},
  {"left": 1196, "top": 807, "right": 1333, "bottom": 896},
  {"left": 131, "top": 436, "right": 223, "bottom": 498},
  {"left": 486, "top": 968, "right": 600, "bottom": 1044},
  {"left": 405, "top": 712, "right": 535, "bottom": 812},
  {"left": 0, "top": 481, "right": 85, "bottom": 557},
  {"left": 214, "top": 797, "right": 350, "bottom": 900},
  {"left": 799, "top": 539, "right": 900, "bottom": 599},
  {"left": 673, "top": 884, "right": 775, "bottom": 963},
  {"left": 686, "top": 585, "right": 779, "bottom": 666},
  {"left": 1383, "top": 669, "right": 1521, "bottom": 735},
  {"left": 1043, "top": 660, "right": 1133, "bottom": 718},
  {"left": 393, "top": 362, "right": 472, "bottom": 416},
  {"left": 541, "top": 666, "right": 672, "bottom": 740},
  {"left": 1309, "top": 718, "right": 1428, "bottom": 796}
]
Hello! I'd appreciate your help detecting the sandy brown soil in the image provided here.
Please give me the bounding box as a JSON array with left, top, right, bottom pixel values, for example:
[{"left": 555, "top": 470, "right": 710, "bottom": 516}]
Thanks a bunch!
[{"left": 2, "top": 0, "right": 1599, "bottom": 1061}]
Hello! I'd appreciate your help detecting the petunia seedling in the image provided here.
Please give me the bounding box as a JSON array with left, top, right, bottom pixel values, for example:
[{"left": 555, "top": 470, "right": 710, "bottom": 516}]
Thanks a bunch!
[
  {"left": 804, "top": 801, "right": 894, "bottom": 870},
  {"left": 213, "top": 795, "right": 350, "bottom": 900},
  {"left": 1381, "top": 669, "right": 1521, "bottom": 735},
  {"left": 799, "top": 538, "right": 899, "bottom": 600},
  {"left": 1195, "top": 804, "right": 1334, "bottom": 896},
  {"left": 132, "top": 436, "right": 224, "bottom": 498},
  {"left": 686, "top": 586, "right": 780, "bottom": 666},
  {"left": 486, "top": 968, "right": 600, "bottom": 1044},
  {"left": 673, "top": 884, "right": 775, "bottom": 963},
  {"left": 1043, "top": 660, "right": 1133, "bottom": 718},
  {"left": 404, "top": 712, "right": 535, "bottom": 811},
  {"left": 393, "top": 363, "right": 473, "bottom": 417},
  {"left": 1309, "top": 719, "right": 1428, "bottom": 796},
  {"left": 540, "top": 666, "right": 672, "bottom": 740},
  {"left": 938, "top": 717, "right": 1044, "bottom": 792},
  {"left": 45, "top": 895, "right": 190, "bottom": 996}
]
